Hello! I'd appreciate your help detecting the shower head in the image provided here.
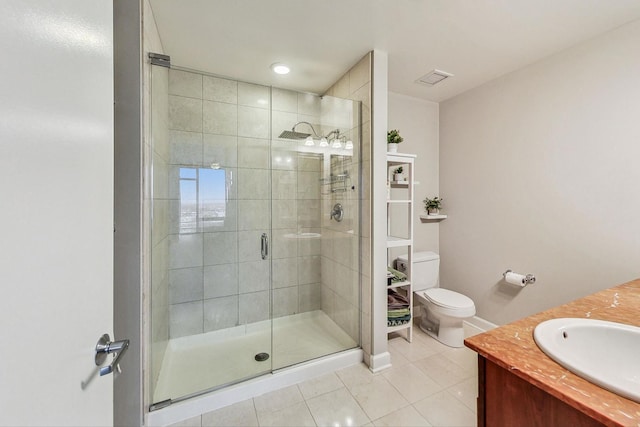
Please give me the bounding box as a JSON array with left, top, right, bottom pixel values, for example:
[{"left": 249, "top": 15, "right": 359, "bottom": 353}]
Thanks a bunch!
[
  {"left": 278, "top": 130, "right": 311, "bottom": 140},
  {"left": 279, "top": 121, "right": 320, "bottom": 140}
]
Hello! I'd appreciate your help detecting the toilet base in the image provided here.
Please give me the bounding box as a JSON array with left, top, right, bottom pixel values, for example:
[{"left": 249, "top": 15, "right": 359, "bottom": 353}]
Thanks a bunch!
[{"left": 419, "top": 313, "right": 466, "bottom": 348}]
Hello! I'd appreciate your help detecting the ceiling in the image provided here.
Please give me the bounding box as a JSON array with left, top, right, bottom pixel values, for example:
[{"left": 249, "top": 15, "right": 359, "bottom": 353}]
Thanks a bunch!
[{"left": 149, "top": 0, "right": 640, "bottom": 103}]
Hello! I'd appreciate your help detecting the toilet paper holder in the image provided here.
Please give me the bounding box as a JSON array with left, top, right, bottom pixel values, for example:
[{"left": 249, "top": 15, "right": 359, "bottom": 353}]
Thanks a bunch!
[{"left": 503, "top": 269, "right": 536, "bottom": 286}]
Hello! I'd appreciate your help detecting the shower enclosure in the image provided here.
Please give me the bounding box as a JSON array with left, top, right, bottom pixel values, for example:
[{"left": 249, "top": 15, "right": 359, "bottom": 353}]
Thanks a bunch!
[{"left": 148, "top": 60, "right": 362, "bottom": 406}]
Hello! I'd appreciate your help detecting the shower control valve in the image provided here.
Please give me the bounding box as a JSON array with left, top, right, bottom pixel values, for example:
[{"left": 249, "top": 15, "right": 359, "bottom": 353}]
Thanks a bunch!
[{"left": 330, "top": 203, "right": 344, "bottom": 222}]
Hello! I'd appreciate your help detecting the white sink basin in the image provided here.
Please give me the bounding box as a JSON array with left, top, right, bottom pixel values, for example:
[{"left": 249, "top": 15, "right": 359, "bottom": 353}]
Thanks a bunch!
[{"left": 533, "top": 318, "right": 640, "bottom": 403}]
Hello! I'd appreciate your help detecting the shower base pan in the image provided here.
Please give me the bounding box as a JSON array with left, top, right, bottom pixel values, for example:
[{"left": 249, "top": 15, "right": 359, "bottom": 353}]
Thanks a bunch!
[{"left": 150, "top": 310, "right": 360, "bottom": 423}]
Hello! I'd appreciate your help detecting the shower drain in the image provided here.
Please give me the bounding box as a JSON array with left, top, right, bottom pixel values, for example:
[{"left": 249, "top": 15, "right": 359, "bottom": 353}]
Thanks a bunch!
[{"left": 254, "top": 352, "right": 270, "bottom": 362}]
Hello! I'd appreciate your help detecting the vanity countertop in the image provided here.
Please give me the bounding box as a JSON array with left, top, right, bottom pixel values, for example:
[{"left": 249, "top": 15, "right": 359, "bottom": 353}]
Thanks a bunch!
[{"left": 465, "top": 278, "right": 640, "bottom": 426}]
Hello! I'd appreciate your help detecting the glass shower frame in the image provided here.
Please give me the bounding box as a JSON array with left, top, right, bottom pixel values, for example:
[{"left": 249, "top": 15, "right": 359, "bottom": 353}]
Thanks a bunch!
[{"left": 147, "top": 61, "right": 362, "bottom": 407}]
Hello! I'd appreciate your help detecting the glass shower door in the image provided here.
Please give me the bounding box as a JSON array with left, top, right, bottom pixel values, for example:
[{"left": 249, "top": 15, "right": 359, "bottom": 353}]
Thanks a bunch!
[{"left": 149, "top": 64, "right": 273, "bottom": 405}]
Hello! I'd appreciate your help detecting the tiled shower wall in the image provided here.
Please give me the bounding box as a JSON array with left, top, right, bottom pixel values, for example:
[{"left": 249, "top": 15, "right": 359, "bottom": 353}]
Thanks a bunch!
[
  {"left": 163, "top": 69, "right": 325, "bottom": 338},
  {"left": 324, "top": 53, "right": 373, "bottom": 360},
  {"left": 319, "top": 97, "right": 361, "bottom": 343}
]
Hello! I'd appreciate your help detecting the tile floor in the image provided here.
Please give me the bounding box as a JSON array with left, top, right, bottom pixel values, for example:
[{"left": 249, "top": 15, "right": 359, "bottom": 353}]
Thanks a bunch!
[{"left": 169, "top": 324, "right": 481, "bottom": 427}]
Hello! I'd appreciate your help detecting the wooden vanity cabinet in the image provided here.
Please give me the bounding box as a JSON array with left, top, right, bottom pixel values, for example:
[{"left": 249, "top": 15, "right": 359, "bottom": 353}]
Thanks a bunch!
[{"left": 477, "top": 356, "right": 605, "bottom": 427}]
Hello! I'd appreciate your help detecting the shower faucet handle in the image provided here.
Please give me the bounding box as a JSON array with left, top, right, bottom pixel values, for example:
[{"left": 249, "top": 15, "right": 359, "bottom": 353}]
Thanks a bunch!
[{"left": 330, "top": 203, "right": 344, "bottom": 222}]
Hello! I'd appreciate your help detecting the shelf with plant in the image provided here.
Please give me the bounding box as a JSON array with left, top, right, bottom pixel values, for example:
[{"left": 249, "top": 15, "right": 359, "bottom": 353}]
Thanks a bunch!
[
  {"left": 423, "top": 196, "right": 443, "bottom": 215},
  {"left": 392, "top": 166, "right": 405, "bottom": 182},
  {"left": 387, "top": 129, "right": 403, "bottom": 153}
]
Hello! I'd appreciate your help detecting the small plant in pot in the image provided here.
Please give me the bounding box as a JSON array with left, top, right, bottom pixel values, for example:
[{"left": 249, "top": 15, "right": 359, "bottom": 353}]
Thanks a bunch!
[
  {"left": 423, "top": 196, "right": 443, "bottom": 215},
  {"left": 387, "top": 129, "right": 403, "bottom": 153},
  {"left": 393, "top": 166, "right": 404, "bottom": 181}
]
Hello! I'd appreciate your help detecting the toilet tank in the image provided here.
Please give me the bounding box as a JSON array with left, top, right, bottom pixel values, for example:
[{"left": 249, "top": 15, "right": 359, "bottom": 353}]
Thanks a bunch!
[{"left": 397, "top": 251, "right": 440, "bottom": 292}]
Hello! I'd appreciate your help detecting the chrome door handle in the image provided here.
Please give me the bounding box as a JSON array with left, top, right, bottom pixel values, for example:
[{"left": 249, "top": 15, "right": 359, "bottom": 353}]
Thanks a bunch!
[
  {"left": 261, "top": 233, "right": 268, "bottom": 260},
  {"left": 95, "top": 334, "right": 130, "bottom": 376}
]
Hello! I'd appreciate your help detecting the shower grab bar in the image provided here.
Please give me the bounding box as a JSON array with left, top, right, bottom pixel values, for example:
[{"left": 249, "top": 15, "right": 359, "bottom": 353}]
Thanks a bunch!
[
  {"left": 95, "top": 334, "right": 130, "bottom": 376},
  {"left": 261, "top": 233, "right": 268, "bottom": 260}
]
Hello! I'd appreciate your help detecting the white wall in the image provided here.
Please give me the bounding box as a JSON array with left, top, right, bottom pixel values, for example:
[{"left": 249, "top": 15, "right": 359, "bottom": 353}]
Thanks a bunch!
[
  {"left": 388, "top": 92, "right": 440, "bottom": 257},
  {"left": 440, "top": 20, "right": 640, "bottom": 325}
]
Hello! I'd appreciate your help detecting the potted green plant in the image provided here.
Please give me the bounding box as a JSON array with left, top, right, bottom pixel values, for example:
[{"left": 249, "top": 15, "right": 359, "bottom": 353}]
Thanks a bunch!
[
  {"left": 387, "top": 129, "right": 403, "bottom": 153},
  {"left": 393, "top": 166, "right": 404, "bottom": 181},
  {"left": 423, "top": 196, "right": 443, "bottom": 215}
]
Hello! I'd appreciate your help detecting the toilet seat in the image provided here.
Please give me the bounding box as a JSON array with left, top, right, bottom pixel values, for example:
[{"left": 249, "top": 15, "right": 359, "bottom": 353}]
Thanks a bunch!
[
  {"left": 424, "top": 288, "right": 474, "bottom": 310},
  {"left": 421, "top": 288, "right": 476, "bottom": 318}
]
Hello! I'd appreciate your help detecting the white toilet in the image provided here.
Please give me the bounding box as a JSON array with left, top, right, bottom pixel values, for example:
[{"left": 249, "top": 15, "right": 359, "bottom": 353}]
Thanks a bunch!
[{"left": 396, "top": 251, "right": 475, "bottom": 347}]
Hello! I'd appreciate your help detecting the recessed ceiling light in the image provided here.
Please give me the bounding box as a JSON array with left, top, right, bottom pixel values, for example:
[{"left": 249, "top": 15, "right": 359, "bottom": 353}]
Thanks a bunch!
[
  {"left": 415, "top": 69, "right": 453, "bottom": 86},
  {"left": 271, "top": 63, "right": 290, "bottom": 75}
]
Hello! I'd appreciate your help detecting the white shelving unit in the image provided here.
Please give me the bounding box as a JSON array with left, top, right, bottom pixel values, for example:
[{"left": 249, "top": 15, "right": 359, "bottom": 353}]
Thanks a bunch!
[{"left": 386, "top": 152, "right": 416, "bottom": 342}]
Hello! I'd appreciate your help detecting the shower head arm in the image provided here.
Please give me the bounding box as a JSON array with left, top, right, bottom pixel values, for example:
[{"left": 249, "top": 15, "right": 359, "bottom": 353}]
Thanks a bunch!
[{"left": 292, "top": 121, "right": 321, "bottom": 138}]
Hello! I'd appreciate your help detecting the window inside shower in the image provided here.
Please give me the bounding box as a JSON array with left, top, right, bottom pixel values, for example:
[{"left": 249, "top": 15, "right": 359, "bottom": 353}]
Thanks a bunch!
[
  {"left": 178, "top": 167, "right": 228, "bottom": 233},
  {"left": 148, "top": 64, "right": 362, "bottom": 406}
]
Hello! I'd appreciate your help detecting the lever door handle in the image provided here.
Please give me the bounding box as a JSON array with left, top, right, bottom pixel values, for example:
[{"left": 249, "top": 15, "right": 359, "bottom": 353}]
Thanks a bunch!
[{"left": 95, "top": 334, "right": 130, "bottom": 376}]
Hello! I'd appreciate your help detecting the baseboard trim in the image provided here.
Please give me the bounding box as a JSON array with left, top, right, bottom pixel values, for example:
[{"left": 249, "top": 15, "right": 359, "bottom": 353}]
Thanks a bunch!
[
  {"left": 465, "top": 315, "right": 498, "bottom": 332},
  {"left": 368, "top": 351, "right": 392, "bottom": 372}
]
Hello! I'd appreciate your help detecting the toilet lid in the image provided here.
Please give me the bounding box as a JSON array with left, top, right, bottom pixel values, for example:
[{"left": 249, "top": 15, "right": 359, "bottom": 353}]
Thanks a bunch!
[{"left": 424, "top": 288, "right": 474, "bottom": 309}]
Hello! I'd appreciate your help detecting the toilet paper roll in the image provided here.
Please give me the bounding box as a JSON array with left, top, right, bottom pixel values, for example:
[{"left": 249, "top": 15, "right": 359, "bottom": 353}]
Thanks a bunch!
[{"left": 505, "top": 271, "right": 527, "bottom": 287}]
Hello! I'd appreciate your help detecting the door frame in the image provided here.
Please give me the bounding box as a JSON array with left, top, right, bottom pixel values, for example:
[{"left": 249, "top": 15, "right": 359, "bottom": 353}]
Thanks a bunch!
[{"left": 114, "top": 1, "right": 144, "bottom": 426}]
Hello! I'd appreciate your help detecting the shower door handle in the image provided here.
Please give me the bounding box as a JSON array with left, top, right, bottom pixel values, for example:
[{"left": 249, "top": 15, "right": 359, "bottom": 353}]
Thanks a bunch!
[{"left": 261, "top": 233, "right": 268, "bottom": 260}]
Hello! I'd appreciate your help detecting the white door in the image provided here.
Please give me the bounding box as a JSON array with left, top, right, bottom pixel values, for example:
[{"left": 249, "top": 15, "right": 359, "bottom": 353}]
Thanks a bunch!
[{"left": 0, "top": 1, "right": 115, "bottom": 425}]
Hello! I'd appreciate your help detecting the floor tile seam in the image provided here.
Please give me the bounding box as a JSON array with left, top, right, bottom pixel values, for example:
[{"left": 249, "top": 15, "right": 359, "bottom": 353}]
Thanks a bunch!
[
  {"left": 346, "top": 375, "right": 412, "bottom": 422},
  {"left": 408, "top": 399, "right": 436, "bottom": 426},
  {"left": 253, "top": 384, "right": 306, "bottom": 416},
  {"left": 380, "top": 368, "right": 427, "bottom": 403},
  {"left": 334, "top": 364, "right": 377, "bottom": 392},
  {"left": 442, "top": 383, "right": 477, "bottom": 413},
  {"left": 299, "top": 383, "right": 348, "bottom": 402},
  {"left": 255, "top": 400, "right": 316, "bottom": 427},
  {"left": 368, "top": 401, "right": 415, "bottom": 426},
  {"left": 301, "top": 398, "right": 320, "bottom": 427},
  {"left": 438, "top": 371, "right": 477, "bottom": 398},
  {"left": 445, "top": 374, "right": 476, "bottom": 388},
  {"left": 408, "top": 360, "right": 450, "bottom": 389},
  {"left": 410, "top": 335, "right": 451, "bottom": 352},
  {"left": 341, "top": 382, "right": 373, "bottom": 424},
  {"left": 333, "top": 367, "right": 351, "bottom": 391},
  {"left": 414, "top": 351, "right": 473, "bottom": 379},
  {"left": 403, "top": 351, "right": 438, "bottom": 365},
  {"left": 411, "top": 330, "right": 452, "bottom": 349},
  {"left": 422, "top": 388, "right": 477, "bottom": 420},
  {"left": 244, "top": 397, "right": 260, "bottom": 427},
  {"left": 440, "top": 350, "right": 477, "bottom": 373},
  {"left": 437, "top": 364, "right": 475, "bottom": 380},
  {"left": 384, "top": 366, "right": 448, "bottom": 404}
]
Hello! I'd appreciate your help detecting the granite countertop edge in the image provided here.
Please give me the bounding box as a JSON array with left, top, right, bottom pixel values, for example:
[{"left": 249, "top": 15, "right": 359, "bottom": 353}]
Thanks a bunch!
[{"left": 465, "top": 279, "right": 640, "bottom": 427}]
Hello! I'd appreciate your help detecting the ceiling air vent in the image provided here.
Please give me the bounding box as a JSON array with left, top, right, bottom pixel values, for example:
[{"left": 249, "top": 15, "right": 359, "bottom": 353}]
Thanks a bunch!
[{"left": 415, "top": 69, "right": 454, "bottom": 86}]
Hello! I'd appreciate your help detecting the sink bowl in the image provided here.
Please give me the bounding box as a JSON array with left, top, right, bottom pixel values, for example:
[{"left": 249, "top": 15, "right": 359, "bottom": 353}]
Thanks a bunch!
[{"left": 533, "top": 318, "right": 640, "bottom": 403}]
